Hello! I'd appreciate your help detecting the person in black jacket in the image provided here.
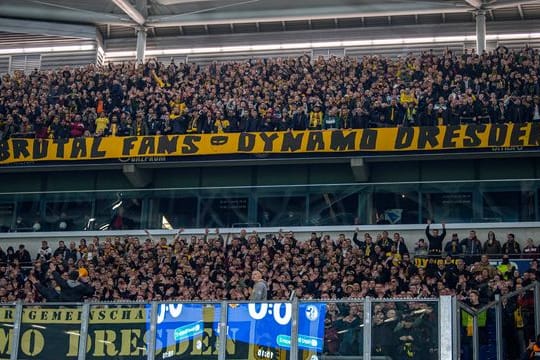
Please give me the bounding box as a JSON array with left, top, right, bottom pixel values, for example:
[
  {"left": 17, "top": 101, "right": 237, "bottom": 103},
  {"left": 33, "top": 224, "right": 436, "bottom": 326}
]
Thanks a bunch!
[
  {"left": 425, "top": 220, "right": 446, "bottom": 256},
  {"left": 31, "top": 263, "right": 94, "bottom": 302}
]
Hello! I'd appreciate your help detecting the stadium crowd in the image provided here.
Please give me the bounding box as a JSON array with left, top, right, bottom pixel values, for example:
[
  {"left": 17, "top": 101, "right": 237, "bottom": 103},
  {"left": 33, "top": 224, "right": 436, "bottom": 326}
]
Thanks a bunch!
[
  {"left": 0, "top": 226, "right": 537, "bottom": 303},
  {"left": 1, "top": 46, "right": 540, "bottom": 139},
  {"left": 0, "top": 225, "right": 537, "bottom": 358}
]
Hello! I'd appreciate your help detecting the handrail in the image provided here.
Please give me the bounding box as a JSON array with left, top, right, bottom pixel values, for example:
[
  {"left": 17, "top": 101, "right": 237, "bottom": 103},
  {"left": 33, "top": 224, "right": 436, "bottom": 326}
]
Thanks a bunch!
[{"left": 456, "top": 282, "right": 536, "bottom": 315}]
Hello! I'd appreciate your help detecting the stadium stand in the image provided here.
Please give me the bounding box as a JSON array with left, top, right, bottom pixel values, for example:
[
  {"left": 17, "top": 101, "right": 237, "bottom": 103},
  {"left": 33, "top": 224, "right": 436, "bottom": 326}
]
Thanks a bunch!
[
  {"left": 0, "top": 226, "right": 537, "bottom": 358},
  {"left": 2, "top": 0, "right": 540, "bottom": 359},
  {"left": 1, "top": 46, "right": 539, "bottom": 140}
]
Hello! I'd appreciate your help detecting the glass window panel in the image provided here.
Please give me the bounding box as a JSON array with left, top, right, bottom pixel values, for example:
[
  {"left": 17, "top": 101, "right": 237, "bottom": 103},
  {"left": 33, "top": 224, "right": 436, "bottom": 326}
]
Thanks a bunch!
[
  {"left": 153, "top": 303, "right": 221, "bottom": 359},
  {"left": 257, "top": 196, "right": 305, "bottom": 227},
  {"left": 156, "top": 197, "right": 197, "bottom": 229},
  {"left": 308, "top": 192, "right": 358, "bottom": 226},
  {"left": 17, "top": 305, "right": 82, "bottom": 360},
  {"left": 0, "top": 203, "right": 14, "bottom": 233},
  {"left": 422, "top": 192, "right": 473, "bottom": 223},
  {"left": 371, "top": 300, "right": 438, "bottom": 359},
  {"left": 43, "top": 198, "right": 92, "bottom": 231},
  {"left": 320, "top": 301, "right": 363, "bottom": 357},
  {"left": 373, "top": 192, "right": 419, "bottom": 224},
  {"left": 87, "top": 304, "right": 148, "bottom": 359},
  {"left": 200, "top": 198, "right": 248, "bottom": 228},
  {"left": 483, "top": 191, "right": 535, "bottom": 222},
  {"left": 95, "top": 194, "right": 142, "bottom": 230},
  {"left": 14, "top": 199, "right": 41, "bottom": 232},
  {"left": 500, "top": 286, "right": 536, "bottom": 358},
  {"left": 0, "top": 304, "right": 15, "bottom": 359},
  {"left": 226, "top": 302, "right": 292, "bottom": 360}
]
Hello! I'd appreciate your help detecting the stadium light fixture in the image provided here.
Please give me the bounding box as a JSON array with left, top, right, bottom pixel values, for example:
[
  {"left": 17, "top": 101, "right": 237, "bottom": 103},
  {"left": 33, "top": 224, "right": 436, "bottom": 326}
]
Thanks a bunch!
[
  {"left": 104, "top": 32, "right": 540, "bottom": 58},
  {"left": 0, "top": 44, "right": 95, "bottom": 55}
]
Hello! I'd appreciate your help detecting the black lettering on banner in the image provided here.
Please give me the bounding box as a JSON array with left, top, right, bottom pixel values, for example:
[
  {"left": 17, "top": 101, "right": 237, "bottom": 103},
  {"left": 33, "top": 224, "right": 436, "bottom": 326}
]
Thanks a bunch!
[
  {"left": 395, "top": 127, "right": 414, "bottom": 149},
  {"left": 260, "top": 133, "right": 279, "bottom": 152},
  {"left": 182, "top": 136, "right": 200, "bottom": 154},
  {"left": 32, "top": 140, "right": 48, "bottom": 159},
  {"left": 280, "top": 132, "right": 304, "bottom": 152},
  {"left": 330, "top": 130, "right": 356, "bottom": 151},
  {"left": 53, "top": 138, "right": 69, "bottom": 158},
  {"left": 91, "top": 137, "right": 106, "bottom": 158},
  {"left": 306, "top": 131, "right": 325, "bottom": 151},
  {"left": 442, "top": 125, "right": 460, "bottom": 148},
  {"left": 70, "top": 138, "right": 87, "bottom": 159},
  {"left": 139, "top": 137, "right": 155, "bottom": 155},
  {"left": 122, "top": 137, "right": 138, "bottom": 156},
  {"left": 238, "top": 133, "right": 256, "bottom": 151},
  {"left": 417, "top": 126, "right": 440, "bottom": 149},
  {"left": 488, "top": 124, "right": 507, "bottom": 146},
  {"left": 463, "top": 124, "right": 485, "bottom": 147},
  {"left": 12, "top": 139, "right": 30, "bottom": 159},
  {"left": 528, "top": 123, "right": 540, "bottom": 146},
  {"left": 157, "top": 136, "right": 179, "bottom": 154},
  {"left": 210, "top": 136, "right": 228, "bottom": 146},
  {"left": 510, "top": 123, "right": 527, "bottom": 146},
  {"left": 360, "top": 129, "right": 377, "bottom": 149},
  {"left": 0, "top": 141, "right": 9, "bottom": 162}
]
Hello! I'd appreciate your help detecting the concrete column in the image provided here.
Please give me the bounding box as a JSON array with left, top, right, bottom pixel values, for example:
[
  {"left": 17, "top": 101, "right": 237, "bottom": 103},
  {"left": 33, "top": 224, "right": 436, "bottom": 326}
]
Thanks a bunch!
[
  {"left": 475, "top": 10, "right": 486, "bottom": 54},
  {"left": 136, "top": 26, "right": 147, "bottom": 64}
]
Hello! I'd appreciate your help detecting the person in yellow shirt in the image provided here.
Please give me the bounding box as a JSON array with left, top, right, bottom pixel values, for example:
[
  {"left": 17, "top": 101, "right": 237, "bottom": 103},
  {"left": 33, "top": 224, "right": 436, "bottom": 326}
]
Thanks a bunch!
[
  {"left": 169, "top": 95, "right": 187, "bottom": 115},
  {"left": 213, "top": 112, "right": 230, "bottom": 133},
  {"left": 308, "top": 104, "right": 323, "bottom": 130},
  {"left": 95, "top": 112, "right": 109, "bottom": 135},
  {"left": 109, "top": 115, "right": 119, "bottom": 136},
  {"left": 169, "top": 106, "right": 182, "bottom": 122}
]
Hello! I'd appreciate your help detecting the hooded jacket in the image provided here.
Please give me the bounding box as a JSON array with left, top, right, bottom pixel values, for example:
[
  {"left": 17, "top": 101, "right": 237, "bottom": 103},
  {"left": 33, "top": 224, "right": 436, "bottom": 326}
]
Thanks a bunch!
[{"left": 52, "top": 271, "right": 95, "bottom": 302}]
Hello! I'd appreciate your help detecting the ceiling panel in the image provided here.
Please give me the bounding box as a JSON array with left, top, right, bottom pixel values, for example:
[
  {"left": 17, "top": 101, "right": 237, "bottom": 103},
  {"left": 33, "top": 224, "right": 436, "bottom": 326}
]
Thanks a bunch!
[
  {"left": 444, "top": 12, "right": 474, "bottom": 23},
  {"left": 231, "top": 22, "right": 258, "bottom": 33},
  {"left": 310, "top": 19, "right": 336, "bottom": 30},
  {"left": 259, "top": 22, "right": 283, "bottom": 32},
  {"left": 154, "top": 26, "right": 181, "bottom": 36},
  {"left": 182, "top": 25, "right": 207, "bottom": 35},
  {"left": 492, "top": 7, "right": 520, "bottom": 21},
  {"left": 391, "top": 14, "right": 416, "bottom": 26},
  {"left": 284, "top": 20, "right": 309, "bottom": 31},
  {"left": 337, "top": 17, "right": 364, "bottom": 28},
  {"left": 364, "top": 16, "right": 390, "bottom": 27},
  {"left": 417, "top": 13, "right": 443, "bottom": 24},
  {"left": 207, "top": 24, "right": 232, "bottom": 34}
]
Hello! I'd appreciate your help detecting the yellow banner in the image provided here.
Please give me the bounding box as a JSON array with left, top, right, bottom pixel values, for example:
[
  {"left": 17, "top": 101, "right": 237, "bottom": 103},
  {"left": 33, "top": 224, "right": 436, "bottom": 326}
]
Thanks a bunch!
[
  {"left": 1, "top": 123, "right": 538, "bottom": 165},
  {"left": 0, "top": 307, "right": 146, "bottom": 324}
]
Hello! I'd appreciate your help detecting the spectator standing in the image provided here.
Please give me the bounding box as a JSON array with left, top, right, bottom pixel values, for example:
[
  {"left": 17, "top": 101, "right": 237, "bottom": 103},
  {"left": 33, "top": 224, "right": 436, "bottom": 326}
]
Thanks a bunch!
[
  {"left": 414, "top": 239, "right": 429, "bottom": 257},
  {"left": 460, "top": 230, "right": 483, "bottom": 264},
  {"left": 444, "top": 233, "right": 462, "bottom": 257},
  {"left": 53, "top": 240, "right": 69, "bottom": 259},
  {"left": 249, "top": 270, "right": 267, "bottom": 300},
  {"left": 502, "top": 233, "right": 521, "bottom": 258},
  {"left": 31, "top": 263, "right": 94, "bottom": 302},
  {"left": 522, "top": 238, "right": 539, "bottom": 258},
  {"left": 483, "top": 231, "right": 501, "bottom": 256},
  {"left": 36, "top": 240, "right": 52, "bottom": 261},
  {"left": 497, "top": 255, "right": 517, "bottom": 280},
  {"left": 15, "top": 244, "right": 31, "bottom": 265},
  {"left": 425, "top": 220, "right": 446, "bottom": 256},
  {"left": 0, "top": 246, "right": 6, "bottom": 265}
]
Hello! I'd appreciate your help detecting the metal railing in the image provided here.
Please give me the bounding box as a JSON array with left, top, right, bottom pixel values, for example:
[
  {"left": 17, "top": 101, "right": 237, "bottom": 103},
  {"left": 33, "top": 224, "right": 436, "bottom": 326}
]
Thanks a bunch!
[
  {"left": 0, "top": 297, "right": 451, "bottom": 360},
  {"left": 1, "top": 288, "right": 538, "bottom": 360},
  {"left": 457, "top": 282, "right": 540, "bottom": 360}
]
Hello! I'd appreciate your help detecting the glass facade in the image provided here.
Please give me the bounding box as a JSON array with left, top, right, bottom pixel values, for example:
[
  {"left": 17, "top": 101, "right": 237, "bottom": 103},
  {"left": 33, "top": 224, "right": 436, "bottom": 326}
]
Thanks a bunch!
[{"left": 0, "top": 180, "right": 538, "bottom": 232}]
